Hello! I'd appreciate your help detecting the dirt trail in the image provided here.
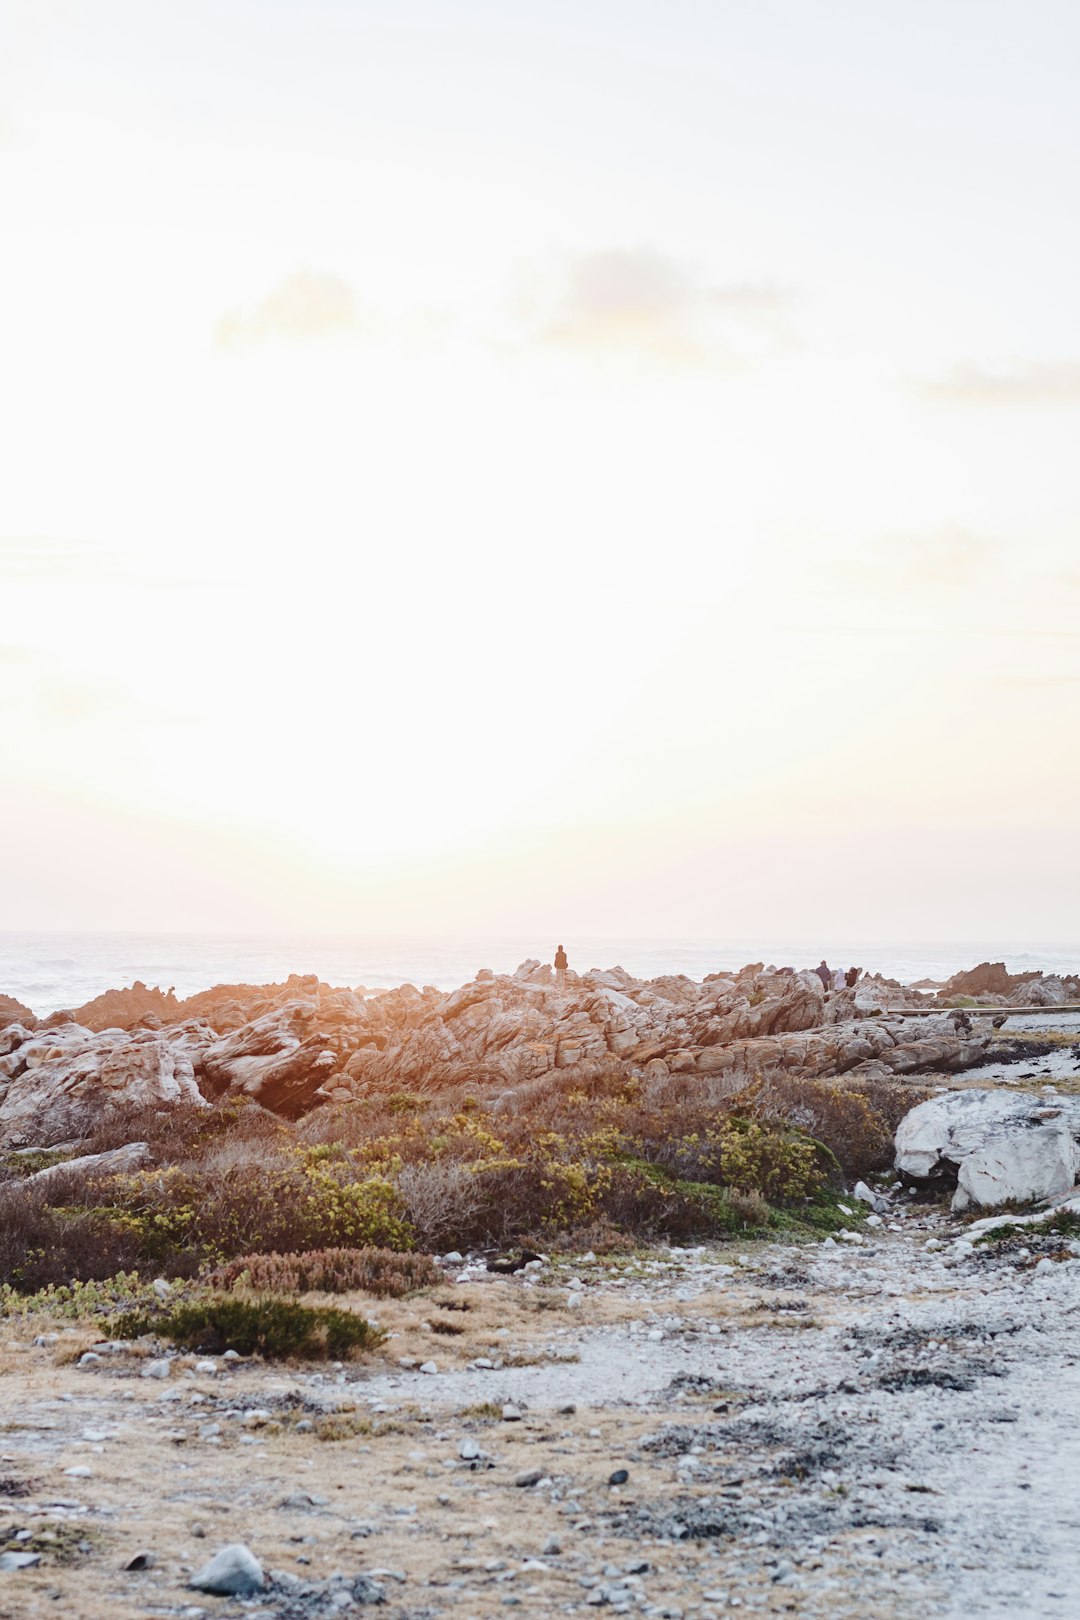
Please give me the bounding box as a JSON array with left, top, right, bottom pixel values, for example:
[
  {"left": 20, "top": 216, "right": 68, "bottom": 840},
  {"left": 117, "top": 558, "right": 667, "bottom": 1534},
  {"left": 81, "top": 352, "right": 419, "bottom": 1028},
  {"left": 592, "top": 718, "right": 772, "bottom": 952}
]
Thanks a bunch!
[{"left": 0, "top": 1212, "right": 1077, "bottom": 1619}]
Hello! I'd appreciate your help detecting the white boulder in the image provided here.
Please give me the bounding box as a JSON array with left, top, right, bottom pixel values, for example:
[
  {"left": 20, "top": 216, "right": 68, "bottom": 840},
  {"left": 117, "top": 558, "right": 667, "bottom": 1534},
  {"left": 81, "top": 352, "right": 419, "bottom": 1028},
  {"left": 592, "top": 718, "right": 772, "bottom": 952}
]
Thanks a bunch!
[{"left": 895, "top": 1089, "right": 1080, "bottom": 1210}]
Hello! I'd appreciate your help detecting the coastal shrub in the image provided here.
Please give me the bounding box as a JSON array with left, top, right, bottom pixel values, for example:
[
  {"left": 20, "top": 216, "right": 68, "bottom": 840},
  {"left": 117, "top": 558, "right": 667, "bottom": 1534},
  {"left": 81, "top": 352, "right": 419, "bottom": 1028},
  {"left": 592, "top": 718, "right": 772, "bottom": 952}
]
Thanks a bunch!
[
  {"left": 0, "top": 1178, "right": 149, "bottom": 1290},
  {"left": 0, "top": 1271, "right": 182, "bottom": 1321},
  {"left": 209, "top": 1246, "right": 440, "bottom": 1296},
  {"left": 114, "top": 1296, "right": 384, "bottom": 1359},
  {"left": 757, "top": 1076, "right": 920, "bottom": 1177}
]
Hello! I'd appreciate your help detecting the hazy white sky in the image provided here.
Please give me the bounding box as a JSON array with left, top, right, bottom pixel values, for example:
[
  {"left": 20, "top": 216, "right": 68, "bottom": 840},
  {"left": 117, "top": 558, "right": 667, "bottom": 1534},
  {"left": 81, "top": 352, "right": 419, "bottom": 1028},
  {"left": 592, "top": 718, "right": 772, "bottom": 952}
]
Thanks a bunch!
[{"left": 2, "top": 0, "right": 1078, "bottom": 941}]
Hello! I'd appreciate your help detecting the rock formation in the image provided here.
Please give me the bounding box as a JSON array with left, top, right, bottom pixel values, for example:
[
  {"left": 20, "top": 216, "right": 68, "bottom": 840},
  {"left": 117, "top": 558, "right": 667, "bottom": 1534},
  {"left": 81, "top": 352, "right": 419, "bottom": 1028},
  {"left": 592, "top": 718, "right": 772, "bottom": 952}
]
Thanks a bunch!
[
  {"left": 0, "top": 1021, "right": 210, "bottom": 1147},
  {"left": 0, "top": 961, "right": 1007, "bottom": 1146},
  {"left": 0, "top": 993, "right": 36, "bottom": 1031},
  {"left": 895, "top": 1088, "right": 1080, "bottom": 1210}
]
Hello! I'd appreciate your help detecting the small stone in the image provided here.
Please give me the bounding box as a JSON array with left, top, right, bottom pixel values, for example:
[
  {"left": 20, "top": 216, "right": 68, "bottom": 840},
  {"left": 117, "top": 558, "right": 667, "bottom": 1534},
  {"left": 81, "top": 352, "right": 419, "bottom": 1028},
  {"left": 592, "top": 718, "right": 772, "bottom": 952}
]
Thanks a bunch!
[
  {"left": 608, "top": 1469, "right": 629, "bottom": 1486},
  {"left": 419, "top": 1361, "right": 439, "bottom": 1375},
  {"left": 459, "top": 1439, "right": 482, "bottom": 1460},
  {"left": 542, "top": 1535, "right": 562, "bottom": 1555},
  {"left": 64, "top": 1465, "right": 93, "bottom": 1478},
  {"left": 151, "top": 1278, "right": 171, "bottom": 1299},
  {"left": 141, "top": 1358, "right": 172, "bottom": 1380},
  {"left": 866, "top": 1214, "right": 883, "bottom": 1228},
  {"left": 193, "top": 1359, "right": 217, "bottom": 1375},
  {"left": 514, "top": 1469, "right": 543, "bottom": 1488},
  {"left": 124, "top": 1551, "right": 156, "bottom": 1571},
  {"left": 189, "top": 1543, "right": 264, "bottom": 1596},
  {"left": 0, "top": 1552, "right": 41, "bottom": 1570},
  {"left": 502, "top": 1403, "right": 522, "bottom": 1422},
  {"left": 222, "top": 1349, "right": 241, "bottom": 1361}
]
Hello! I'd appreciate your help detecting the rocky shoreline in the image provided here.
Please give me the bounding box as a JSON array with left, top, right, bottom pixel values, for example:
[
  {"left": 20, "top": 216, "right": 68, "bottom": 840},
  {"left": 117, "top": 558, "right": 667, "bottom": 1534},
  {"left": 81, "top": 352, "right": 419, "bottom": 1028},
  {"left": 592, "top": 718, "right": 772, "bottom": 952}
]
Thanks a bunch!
[{"left": 6, "top": 959, "right": 1072, "bottom": 1149}]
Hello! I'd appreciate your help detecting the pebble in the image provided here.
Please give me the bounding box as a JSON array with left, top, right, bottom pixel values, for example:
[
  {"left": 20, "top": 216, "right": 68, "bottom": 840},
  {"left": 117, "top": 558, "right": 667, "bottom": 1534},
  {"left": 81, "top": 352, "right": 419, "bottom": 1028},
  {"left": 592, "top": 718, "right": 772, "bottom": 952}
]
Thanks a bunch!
[
  {"left": 0, "top": 1552, "right": 41, "bottom": 1570},
  {"left": 502, "top": 1403, "right": 523, "bottom": 1422},
  {"left": 419, "top": 1361, "right": 439, "bottom": 1375},
  {"left": 608, "top": 1469, "right": 629, "bottom": 1486},
  {"left": 124, "top": 1551, "right": 157, "bottom": 1571},
  {"left": 514, "top": 1469, "right": 543, "bottom": 1488},
  {"left": 141, "top": 1358, "right": 172, "bottom": 1380}
]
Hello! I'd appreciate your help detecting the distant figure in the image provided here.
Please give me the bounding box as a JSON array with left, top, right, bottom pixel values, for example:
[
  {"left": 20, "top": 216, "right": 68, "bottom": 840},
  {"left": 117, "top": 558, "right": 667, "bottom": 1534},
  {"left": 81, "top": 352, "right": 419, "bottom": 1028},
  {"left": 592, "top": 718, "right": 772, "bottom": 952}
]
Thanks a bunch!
[
  {"left": 845, "top": 965, "right": 860, "bottom": 989},
  {"left": 831, "top": 967, "right": 846, "bottom": 992},
  {"left": 554, "top": 944, "right": 568, "bottom": 989},
  {"left": 815, "top": 959, "right": 831, "bottom": 991}
]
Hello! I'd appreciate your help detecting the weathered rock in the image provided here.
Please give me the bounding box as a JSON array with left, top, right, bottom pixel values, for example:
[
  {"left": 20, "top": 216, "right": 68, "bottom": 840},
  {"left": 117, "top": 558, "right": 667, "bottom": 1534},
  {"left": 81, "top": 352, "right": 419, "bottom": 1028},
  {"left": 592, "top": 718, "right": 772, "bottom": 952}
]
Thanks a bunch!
[
  {"left": 0, "top": 994, "right": 35, "bottom": 1030},
  {"left": 24, "top": 1141, "right": 150, "bottom": 1183},
  {"left": 189, "top": 1543, "right": 264, "bottom": 1596},
  {"left": 1007, "top": 974, "right": 1074, "bottom": 1007},
  {"left": 942, "top": 961, "right": 1037, "bottom": 999},
  {"left": 895, "top": 1089, "right": 1080, "bottom": 1210},
  {"left": 197, "top": 997, "right": 370, "bottom": 1115},
  {"left": 0, "top": 1025, "right": 209, "bottom": 1148}
]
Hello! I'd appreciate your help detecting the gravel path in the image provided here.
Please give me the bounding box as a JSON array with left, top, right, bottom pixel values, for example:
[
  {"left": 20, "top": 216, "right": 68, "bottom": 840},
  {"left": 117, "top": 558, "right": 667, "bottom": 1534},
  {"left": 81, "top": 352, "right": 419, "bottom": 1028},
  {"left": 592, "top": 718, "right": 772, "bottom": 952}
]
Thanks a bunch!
[{"left": 2, "top": 1209, "right": 1079, "bottom": 1618}]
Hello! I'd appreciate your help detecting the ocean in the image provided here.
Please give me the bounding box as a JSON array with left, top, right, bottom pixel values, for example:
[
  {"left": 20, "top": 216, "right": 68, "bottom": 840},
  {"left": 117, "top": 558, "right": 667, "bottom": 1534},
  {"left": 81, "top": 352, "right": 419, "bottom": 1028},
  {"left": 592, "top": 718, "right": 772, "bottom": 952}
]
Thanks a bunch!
[{"left": 2, "top": 933, "right": 1079, "bottom": 1019}]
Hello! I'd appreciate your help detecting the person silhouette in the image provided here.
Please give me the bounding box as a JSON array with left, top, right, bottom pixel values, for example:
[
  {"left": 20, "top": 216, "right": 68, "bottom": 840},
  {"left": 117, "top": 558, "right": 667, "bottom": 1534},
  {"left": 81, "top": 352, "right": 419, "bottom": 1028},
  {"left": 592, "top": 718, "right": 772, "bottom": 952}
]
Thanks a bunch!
[{"left": 554, "top": 943, "right": 568, "bottom": 987}]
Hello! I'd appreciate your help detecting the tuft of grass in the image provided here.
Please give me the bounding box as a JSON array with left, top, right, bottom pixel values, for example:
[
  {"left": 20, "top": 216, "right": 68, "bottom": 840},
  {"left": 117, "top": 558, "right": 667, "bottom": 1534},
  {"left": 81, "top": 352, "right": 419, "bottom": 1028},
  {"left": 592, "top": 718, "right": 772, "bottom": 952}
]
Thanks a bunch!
[
  {"left": 209, "top": 1246, "right": 440, "bottom": 1298},
  {"left": 114, "top": 1295, "right": 384, "bottom": 1360}
]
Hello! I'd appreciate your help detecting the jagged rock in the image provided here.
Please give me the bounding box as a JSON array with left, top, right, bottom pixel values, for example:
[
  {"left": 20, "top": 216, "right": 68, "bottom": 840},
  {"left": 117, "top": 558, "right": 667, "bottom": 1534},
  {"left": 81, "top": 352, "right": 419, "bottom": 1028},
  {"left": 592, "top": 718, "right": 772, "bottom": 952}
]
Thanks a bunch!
[
  {"left": 0, "top": 1024, "right": 209, "bottom": 1147},
  {"left": 1007, "top": 974, "right": 1075, "bottom": 1007},
  {"left": 823, "top": 974, "right": 929, "bottom": 1022},
  {"left": 60, "top": 981, "right": 183, "bottom": 1033},
  {"left": 0, "top": 994, "right": 36, "bottom": 1030},
  {"left": 942, "top": 961, "right": 1039, "bottom": 999},
  {"left": 198, "top": 996, "right": 372, "bottom": 1116},
  {"left": 895, "top": 1088, "right": 1080, "bottom": 1210}
]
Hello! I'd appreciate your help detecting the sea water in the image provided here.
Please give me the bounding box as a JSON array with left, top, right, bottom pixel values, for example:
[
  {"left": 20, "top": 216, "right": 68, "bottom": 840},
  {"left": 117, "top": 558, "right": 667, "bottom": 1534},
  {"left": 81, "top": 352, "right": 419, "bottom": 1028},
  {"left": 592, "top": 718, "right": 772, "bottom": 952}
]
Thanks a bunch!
[{"left": 1, "top": 933, "right": 1078, "bottom": 1018}]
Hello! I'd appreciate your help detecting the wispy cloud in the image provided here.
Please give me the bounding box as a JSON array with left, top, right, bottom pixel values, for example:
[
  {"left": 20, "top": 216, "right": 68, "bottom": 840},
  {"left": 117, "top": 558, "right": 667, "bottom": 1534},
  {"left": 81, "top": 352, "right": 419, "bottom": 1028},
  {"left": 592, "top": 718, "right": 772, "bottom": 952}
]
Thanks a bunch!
[
  {"left": 216, "top": 269, "right": 365, "bottom": 349},
  {"left": 515, "top": 248, "right": 793, "bottom": 370},
  {"left": 920, "top": 359, "right": 1080, "bottom": 406}
]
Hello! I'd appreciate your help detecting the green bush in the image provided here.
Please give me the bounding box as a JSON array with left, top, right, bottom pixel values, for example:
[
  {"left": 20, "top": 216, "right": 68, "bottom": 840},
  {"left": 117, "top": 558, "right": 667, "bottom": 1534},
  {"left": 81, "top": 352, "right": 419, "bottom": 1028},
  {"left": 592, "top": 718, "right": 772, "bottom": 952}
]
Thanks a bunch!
[{"left": 115, "top": 1295, "right": 384, "bottom": 1359}]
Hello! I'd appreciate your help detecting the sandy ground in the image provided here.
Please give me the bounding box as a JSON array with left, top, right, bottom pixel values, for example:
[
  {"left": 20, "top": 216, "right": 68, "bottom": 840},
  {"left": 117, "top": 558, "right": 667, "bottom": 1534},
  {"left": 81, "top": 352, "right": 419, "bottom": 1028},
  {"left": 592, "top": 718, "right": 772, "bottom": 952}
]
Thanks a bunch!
[{"left": 0, "top": 1202, "right": 1078, "bottom": 1620}]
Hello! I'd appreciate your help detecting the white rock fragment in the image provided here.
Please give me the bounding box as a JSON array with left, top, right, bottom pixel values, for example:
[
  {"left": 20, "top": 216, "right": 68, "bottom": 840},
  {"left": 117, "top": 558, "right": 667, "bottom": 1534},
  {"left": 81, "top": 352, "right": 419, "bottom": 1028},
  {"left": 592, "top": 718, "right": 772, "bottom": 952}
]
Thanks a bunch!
[{"left": 189, "top": 1543, "right": 264, "bottom": 1596}]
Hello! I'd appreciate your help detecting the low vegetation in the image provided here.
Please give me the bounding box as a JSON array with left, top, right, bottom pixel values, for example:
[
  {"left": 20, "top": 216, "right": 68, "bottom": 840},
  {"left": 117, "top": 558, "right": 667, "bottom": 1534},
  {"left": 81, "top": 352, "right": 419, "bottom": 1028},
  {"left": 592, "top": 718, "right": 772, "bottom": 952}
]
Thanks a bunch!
[
  {"left": 0, "top": 1066, "right": 917, "bottom": 1300},
  {"left": 114, "top": 1295, "right": 384, "bottom": 1358}
]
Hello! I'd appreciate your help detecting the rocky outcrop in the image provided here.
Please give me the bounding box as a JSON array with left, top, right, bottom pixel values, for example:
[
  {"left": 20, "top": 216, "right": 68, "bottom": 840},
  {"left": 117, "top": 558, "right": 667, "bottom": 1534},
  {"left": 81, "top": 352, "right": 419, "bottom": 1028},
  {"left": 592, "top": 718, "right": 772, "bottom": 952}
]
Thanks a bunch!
[
  {"left": 822, "top": 974, "right": 929, "bottom": 1022},
  {"left": 0, "top": 1022, "right": 210, "bottom": 1148},
  {"left": 895, "top": 1088, "right": 1080, "bottom": 1210},
  {"left": 55, "top": 981, "right": 182, "bottom": 1033},
  {"left": 1006, "top": 974, "right": 1080, "bottom": 1007},
  {"left": 942, "top": 962, "right": 1037, "bottom": 999},
  {"left": 0, "top": 994, "right": 36, "bottom": 1031},
  {"left": 0, "top": 960, "right": 1006, "bottom": 1144}
]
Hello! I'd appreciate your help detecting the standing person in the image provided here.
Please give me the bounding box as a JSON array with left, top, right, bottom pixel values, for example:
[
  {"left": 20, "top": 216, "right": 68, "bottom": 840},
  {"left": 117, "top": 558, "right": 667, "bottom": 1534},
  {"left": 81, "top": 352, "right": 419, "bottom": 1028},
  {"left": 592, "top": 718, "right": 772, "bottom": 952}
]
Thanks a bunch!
[
  {"left": 832, "top": 966, "right": 846, "bottom": 992},
  {"left": 815, "top": 959, "right": 831, "bottom": 992},
  {"left": 554, "top": 943, "right": 568, "bottom": 989},
  {"left": 845, "top": 965, "right": 860, "bottom": 988}
]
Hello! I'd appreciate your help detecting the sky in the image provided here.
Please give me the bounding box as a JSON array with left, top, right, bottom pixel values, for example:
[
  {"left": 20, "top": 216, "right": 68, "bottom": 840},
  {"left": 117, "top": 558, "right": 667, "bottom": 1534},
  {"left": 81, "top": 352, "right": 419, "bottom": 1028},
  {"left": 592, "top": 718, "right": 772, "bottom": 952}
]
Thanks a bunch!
[{"left": 2, "top": 0, "right": 1079, "bottom": 943}]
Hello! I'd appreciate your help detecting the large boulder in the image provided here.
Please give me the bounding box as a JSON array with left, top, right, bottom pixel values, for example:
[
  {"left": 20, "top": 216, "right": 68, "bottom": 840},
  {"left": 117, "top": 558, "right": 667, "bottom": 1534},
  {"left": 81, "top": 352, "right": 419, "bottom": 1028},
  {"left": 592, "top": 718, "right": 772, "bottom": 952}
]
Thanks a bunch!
[
  {"left": 0, "top": 1024, "right": 209, "bottom": 1148},
  {"left": 197, "top": 997, "right": 373, "bottom": 1115},
  {"left": 894, "top": 1088, "right": 1080, "bottom": 1210}
]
